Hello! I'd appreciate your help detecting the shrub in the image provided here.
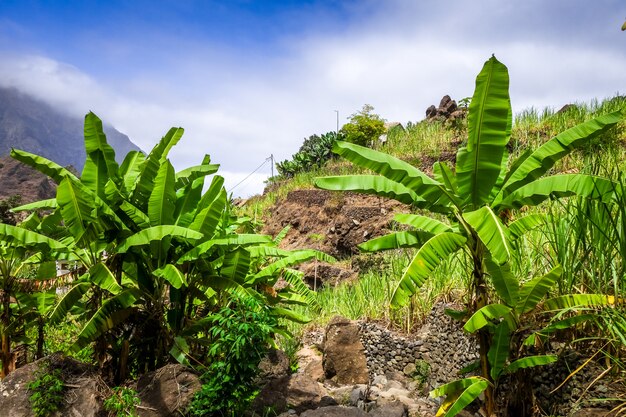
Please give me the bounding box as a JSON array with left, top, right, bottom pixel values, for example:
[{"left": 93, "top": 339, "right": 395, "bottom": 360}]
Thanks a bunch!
[
  {"left": 187, "top": 295, "right": 276, "bottom": 416},
  {"left": 103, "top": 386, "right": 140, "bottom": 417},
  {"left": 28, "top": 364, "right": 64, "bottom": 417},
  {"left": 340, "top": 104, "right": 386, "bottom": 147}
]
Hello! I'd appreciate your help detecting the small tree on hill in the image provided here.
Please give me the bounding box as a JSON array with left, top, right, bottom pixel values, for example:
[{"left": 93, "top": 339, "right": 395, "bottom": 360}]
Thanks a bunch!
[{"left": 341, "top": 104, "right": 386, "bottom": 147}]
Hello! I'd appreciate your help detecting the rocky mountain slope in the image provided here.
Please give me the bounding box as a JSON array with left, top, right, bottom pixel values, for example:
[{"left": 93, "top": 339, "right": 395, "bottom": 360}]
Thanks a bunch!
[{"left": 0, "top": 86, "right": 142, "bottom": 202}]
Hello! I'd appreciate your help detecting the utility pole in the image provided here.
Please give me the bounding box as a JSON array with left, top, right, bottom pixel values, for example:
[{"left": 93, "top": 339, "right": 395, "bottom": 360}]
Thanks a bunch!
[
  {"left": 334, "top": 110, "right": 339, "bottom": 136},
  {"left": 270, "top": 154, "right": 274, "bottom": 178}
]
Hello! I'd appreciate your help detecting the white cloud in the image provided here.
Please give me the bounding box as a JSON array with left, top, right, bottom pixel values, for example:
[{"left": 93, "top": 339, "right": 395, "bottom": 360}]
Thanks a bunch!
[{"left": 1, "top": 1, "right": 624, "bottom": 197}]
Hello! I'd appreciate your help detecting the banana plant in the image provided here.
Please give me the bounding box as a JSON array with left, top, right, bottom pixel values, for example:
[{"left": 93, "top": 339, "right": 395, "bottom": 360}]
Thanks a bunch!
[
  {"left": 6, "top": 112, "right": 327, "bottom": 381},
  {"left": 315, "top": 55, "right": 624, "bottom": 416}
]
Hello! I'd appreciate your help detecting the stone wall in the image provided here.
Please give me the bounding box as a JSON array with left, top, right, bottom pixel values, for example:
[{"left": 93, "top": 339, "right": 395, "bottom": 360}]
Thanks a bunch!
[{"left": 359, "top": 302, "right": 479, "bottom": 389}]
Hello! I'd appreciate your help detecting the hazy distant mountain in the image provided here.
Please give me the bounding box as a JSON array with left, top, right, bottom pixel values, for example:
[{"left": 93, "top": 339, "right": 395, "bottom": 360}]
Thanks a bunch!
[{"left": 0, "top": 86, "right": 142, "bottom": 171}]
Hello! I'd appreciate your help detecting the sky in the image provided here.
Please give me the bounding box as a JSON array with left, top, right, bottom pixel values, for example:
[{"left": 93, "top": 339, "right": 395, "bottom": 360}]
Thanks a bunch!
[{"left": 0, "top": 0, "right": 625, "bottom": 197}]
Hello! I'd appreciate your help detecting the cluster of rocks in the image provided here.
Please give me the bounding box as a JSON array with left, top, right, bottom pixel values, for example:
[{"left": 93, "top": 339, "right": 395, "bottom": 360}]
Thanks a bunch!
[{"left": 425, "top": 95, "right": 467, "bottom": 125}]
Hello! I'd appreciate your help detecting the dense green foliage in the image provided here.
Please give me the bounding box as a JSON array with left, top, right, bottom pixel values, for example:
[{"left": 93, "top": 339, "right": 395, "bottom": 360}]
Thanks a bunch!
[
  {"left": 103, "top": 387, "right": 140, "bottom": 417},
  {"left": 187, "top": 295, "right": 275, "bottom": 416},
  {"left": 276, "top": 131, "right": 340, "bottom": 178},
  {"left": 28, "top": 365, "right": 64, "bottom": 417},
  {"left": 340, "top": 104, "right": 386, "bottom": 147},
  {"left": 315, "top": 56, "right": 625, "bottom": 416}
]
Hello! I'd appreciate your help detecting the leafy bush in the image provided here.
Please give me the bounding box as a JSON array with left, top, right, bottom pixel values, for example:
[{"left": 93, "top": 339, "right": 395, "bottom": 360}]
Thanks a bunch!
[
  {"left": 187, "top": 295, "right": 276, "bottom": 416},
  {"left": 340, "top": 104, "right": 386, "bottom": 147},
  {"left": 276, "top": 131, "right": 340, "bottom": 178},
  {"left": 28, "top": 365, "right": 64, "bottom": 417},
  {"left": 103, "top": 386, "right": 140, "bottom": 417}
]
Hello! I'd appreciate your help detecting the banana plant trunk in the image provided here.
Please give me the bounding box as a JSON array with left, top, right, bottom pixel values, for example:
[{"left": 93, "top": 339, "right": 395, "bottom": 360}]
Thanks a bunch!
[
  {"left": 471, "top": 244, "right": 495, "bottom": 416},
  {"left": 1, "top": 290, "right": 11, "bottom": 378}
]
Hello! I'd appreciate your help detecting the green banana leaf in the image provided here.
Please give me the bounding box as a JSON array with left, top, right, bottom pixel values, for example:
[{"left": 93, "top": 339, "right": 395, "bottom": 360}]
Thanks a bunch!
[
  {"left": 15, "top": 289, "right": 56, "bottom": 315},
  {"left": 190, "top": 189, "right": 227, "bottom": 237},
  {"left": 488, "top": 321, "right": 511, "bottom": 380},
  {"left": 484, "top": 258, "right": 519, "bottom": 307},
  {"left": 394, "top": 213, "right": 452, "bottom": 234},
  {"left": 250, "top": 250, "right": 335, "bottom": 284},
  {"left": 221, "top": 248, "right": 251, "bottom": 283},
  {"left": 328, "top": 140, "right": 449, "bottom": 204},
  {"left": 464, "top": 304, "right": 512, "bottom": 332},
  {"left": 11, "top": 199, "right": 58, "bottom": 212},
  {"left": 117, "top": 225, "right": 203, "bottom": 253},
  {"left": 496, "top": 174, "right": 619, "bottom": 210},
  {"left": 71, "top": 288, "right": 141, "bottom": 352},
  {"left": 119, "top": 151, "right": 146, "bottom": 195},
  {"left": 89, "top": 263, "right": 123, "bottom": 295},
  {"left": 132, "top": 127, "right": 184, "bottom": 210},
  {"left": 174, "top": 178, "right": 204, "bottom": 227},
  {"left": 281, "top": 268, "right": 318, "bottom": 307},
  {"left": 430, "top": 377, "right": 490, "bottom": 417},
  {"left": 504, "top": 355, "right": 557, "bottom": 374},
  {"left": 315, "top": 175, "right": 421, "bottom": 206},
  {"left": 175, "top": 157, "right": 219, "bottom": 189},
  {"left": 508, "top": 214, "right": 545, "bottom": 240},
  {"left": 177, "top": 234, "right": 274, "bottom": 263},
  {"left": 56, "top": 177, "right": 98, "bottom": 243},
  {"left": 456, "top": 55, "right": 511, "bottom": 208},
  {"left": 83, "top": 112, "right": 120, "bottom": 183},
  {"left": 543, "top": 294, "right": 615, "bottom": 310},
  {"left": 48, "top": 281, "right": 91, "bottom": 324},
  {"left": 391, "top": 232, "right": 466, "bottom": 307},
  {"left": 153, "top": 264, "right": 187, "bottom": 289},
  {"left": 498, "top": 111, "right": 624, "bottom": 200},
  {"left": 433, "top": 161, "right": 458, "bottom": 195},
  {"left": 81, "top": 152, "right": 110, "bottom": 199},
  {"left": 0, "top": 224, "right": 67, "bottom": 251},
  {"left": 358, "top": 231, "right": 432, "bottom": 252},
  {"left": 523, "top": 314, "right": 597, "bottom": 346},
  {"left": 270, "top": 307, "right": 311, "bottom": 324},
  {"left": 516, "top": 265, "right": 562, "bottom": 314},
  {"left": 10, "top": 148, "right": 79, "bottom": 184},
  {"left": 148, "top": 160, "right": 176, "bottom": 226},
  {"left": 463, "top": 206, "right": 511, "bottom": 265}
]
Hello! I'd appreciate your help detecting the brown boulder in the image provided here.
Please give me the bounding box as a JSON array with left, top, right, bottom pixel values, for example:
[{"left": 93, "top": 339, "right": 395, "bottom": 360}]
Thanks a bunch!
[
  {"left": 137, "top": 364, "right": 201, "bottom": 417},
  {"left": 252, "top": 373, "right": 331, "bottom": 414},
  {"left": 300, "top": 406, "right": 369, "bottom": 417},
  {"left": 323, "top": 316, "right": 369, "bottom": 385}
]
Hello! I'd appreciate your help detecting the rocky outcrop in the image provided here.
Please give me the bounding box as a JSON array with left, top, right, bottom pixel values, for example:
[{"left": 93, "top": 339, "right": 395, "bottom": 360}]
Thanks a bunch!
[
  {"left": 136, "top": 364, "right": 201, "bottom": 417},
  {"left": 425, "top": 95, "right": 467, "bottom": 125},
  {"left": 323, "top": 316, "right": 369, "bottom": 385}
]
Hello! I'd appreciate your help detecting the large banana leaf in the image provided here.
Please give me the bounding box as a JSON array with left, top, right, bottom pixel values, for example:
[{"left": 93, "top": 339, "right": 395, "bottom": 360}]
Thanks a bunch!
[
  {"left": 315, "top": 175, "right": 421, "bottom": 206},
  {"left": 174, "top": 178, "right": 204, "bottom": 227},
  {"left": 456, "top": 55, "right": 511, "bottom": 208},
  {"left": 0, "top": 224, "right": 67, "bottom": 251},
  {"left": 523, "top": 314, "right": 597, "bottom": 346},
  {"left": 281, "top": 268, "right": 318, "bottom": 307},
  {"left": 497, "top": 111, "right": 624, "bottom": 200},
  {"left": 391, "top": 232, "right": 466, "bottom": 307},
  {"left": 508, "top": 214, "right": 545, "bottom": 240},
  {"left": 431, "top": 377, "right": 489, "bottom": 417},
  {"left": 394, "top": 213, "right": 452, "bottom": 234},
  {"left": 11, "top": 148, "right": 79, "bottom": 184},
  {"left": 132, "top": 127, "right": 184, "bottom": 209},
  {"left": 177, "top": 234, "right": 274, "bottom": 263},
  {"left": 488, "top": 321, "right": 511, "bottom": 380},
  {"left": 220, "top": 248, "right": 251, "bottom": 283},
  {"left": 516, "top": 265, "right": 562, "bottom": 314},
  {"left": 358, "top": 231, "right": 432, "bottom": 252},
  {"left": 175, "top": 155, "right": 219, "bottom": 189},
  {"left": 504, "top": 355, "right": 557, "bottom": 374},
  {"left": 83, "top": 112, "right": 120, "bottom": 185},
  {"left": 71, "top": 288, "right": 140, "bottom": 352},
  {"left": 190, "top": 189, "right": 227, "bottom": 237},
  {"left": 543, "top": 294, "right": 614, "bottom": 310},
  {"left": 48, "top": 281, "right": 91, "bottom": 324},
  {"left": 463, "top": 206, "right": 511, "bottom": 265},
  {"left": 56, "top": 177, "right": 98, "bottom": 243},
  {"left": 81, "top": 151, "right": 110, "bottom": 198},
  {"left": 250, "top": 250, "right": 335, "bottom": 284},
  {"left": 484, "top": 259, "right": 519, "bottom": 307},
  {"left": 148, "top": 160, "right": 176, "bottom": 226},
  {"left": 11, "top": 199, "right": 58, "bottom": 212},
  {"left": 326, "top": 141, "right": 452, "bottom": 206},
  {"left": 117, "top": 226, "right": 203, "bottom": 253},
  {"left": 89, "top": 263, "right": 123, "bottom": 295},
  {"left": 119, "top": 151, "right": 145, "bottom": 195},
  {"left": 15, "top": 289, "right": 56, "bottom": 315},
  {"left": 496, "top": 174, "right": 619, "bottom": 210},
  {"left": 433, "top": 161, "right": 458, "bottom": 195},
  {"left": 153, "top": 264, "right": 187, "bottom": 289},
  {"left": 463, "top": 304, "right": 512, "bottom": 332}
]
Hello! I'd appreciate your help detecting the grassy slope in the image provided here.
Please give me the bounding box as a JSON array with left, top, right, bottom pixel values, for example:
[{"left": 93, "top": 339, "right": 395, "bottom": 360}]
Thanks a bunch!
[{"left": 246, "top": 96, "right": 626, "bottom": 333}]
